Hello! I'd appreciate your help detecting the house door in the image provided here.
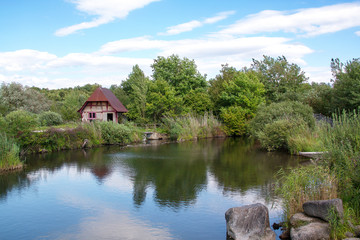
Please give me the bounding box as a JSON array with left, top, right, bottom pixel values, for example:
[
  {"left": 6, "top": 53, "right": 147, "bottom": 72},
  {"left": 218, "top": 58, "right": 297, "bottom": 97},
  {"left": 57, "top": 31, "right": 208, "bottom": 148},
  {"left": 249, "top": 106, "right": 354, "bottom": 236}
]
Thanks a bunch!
[{"left": 107, "top": 113, "right": 113, "bottom": 122}]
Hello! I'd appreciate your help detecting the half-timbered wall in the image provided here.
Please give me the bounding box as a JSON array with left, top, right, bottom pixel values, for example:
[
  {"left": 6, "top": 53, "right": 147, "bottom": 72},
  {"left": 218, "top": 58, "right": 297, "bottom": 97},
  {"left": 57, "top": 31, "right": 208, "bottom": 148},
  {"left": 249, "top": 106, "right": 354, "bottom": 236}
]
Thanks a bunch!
[{"left": 81, "top": 101, "right": 118, "bottom": 122}]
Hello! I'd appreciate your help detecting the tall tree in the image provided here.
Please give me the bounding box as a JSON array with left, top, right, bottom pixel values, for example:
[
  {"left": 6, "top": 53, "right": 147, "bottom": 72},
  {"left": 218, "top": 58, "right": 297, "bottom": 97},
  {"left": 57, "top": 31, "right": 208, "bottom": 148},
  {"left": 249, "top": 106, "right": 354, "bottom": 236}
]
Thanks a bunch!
[
  {"left": 121, "top": 65, "right": 149, "bottom": 122},
  {"left": 151, "top": 55, "right": 207, "bottom": 96},
  {"left": 146, "top": 79, "right": 184, "bottom": 122},
  {"left": 331, "top": 58, "right": 360, "bottom": 111},
  {"left": 251, "top": 55, "right": 308, "bottom": 103}
]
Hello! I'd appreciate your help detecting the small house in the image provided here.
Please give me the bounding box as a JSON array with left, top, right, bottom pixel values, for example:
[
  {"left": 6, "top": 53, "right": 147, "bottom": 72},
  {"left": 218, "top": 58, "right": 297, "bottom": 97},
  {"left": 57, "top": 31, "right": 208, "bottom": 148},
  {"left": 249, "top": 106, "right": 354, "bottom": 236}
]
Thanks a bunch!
[{"left": 78, "top": 87, "right": 128, "bottom": 123}]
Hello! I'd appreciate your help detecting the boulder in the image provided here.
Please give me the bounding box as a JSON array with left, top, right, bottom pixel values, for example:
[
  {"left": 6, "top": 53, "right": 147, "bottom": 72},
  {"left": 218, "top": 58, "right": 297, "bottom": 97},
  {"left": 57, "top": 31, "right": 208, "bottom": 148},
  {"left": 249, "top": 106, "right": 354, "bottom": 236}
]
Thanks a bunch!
[
  {"left": 354, "top": 225, "right": 360, "bottom": 237},
  {"left": 225, "top": 203, "right": 276, "bottom": 240},
  {"left": 303, "top": 198, "right": 344, "bottom": 222},
  {"left": 291, "top": 221, "right": 330, "bottom": 240},
  {"left": 290, "top": 212, "right": 321, "bottom": 227}
]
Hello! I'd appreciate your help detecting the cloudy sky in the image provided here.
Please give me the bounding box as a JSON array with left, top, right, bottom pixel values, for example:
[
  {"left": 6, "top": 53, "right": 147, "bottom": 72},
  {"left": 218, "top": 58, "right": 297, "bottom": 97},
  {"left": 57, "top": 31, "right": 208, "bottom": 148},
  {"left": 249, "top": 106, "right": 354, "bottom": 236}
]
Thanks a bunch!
[{"left": 1, "top": 0, "right": 359, "bottom": 89}]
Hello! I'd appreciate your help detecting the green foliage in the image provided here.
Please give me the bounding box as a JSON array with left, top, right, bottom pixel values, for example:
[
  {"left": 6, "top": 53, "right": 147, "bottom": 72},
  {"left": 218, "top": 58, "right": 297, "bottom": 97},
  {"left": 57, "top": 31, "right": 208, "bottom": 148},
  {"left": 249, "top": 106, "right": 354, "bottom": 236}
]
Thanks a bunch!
[
  {"left": 183, "top": 88, "right": 213, "bottom": 115},
  {"left": 39, "top": 111, "right": 63, "bottom": 126},
  {"left": 151, "top": 55, "right": 207, "bottom": 96},
  {"left": 303, "top": 82, "right": 334, "bottom": 116},
  {"left": 209, "top": 65, "right": 265, "bottom": 114},
  {"left": 251, "top": 55, "right": 308, "bottom": 103},
  {"left": 0, "top": 133, "right": 22, "bottom": 170},
  {"left": 163, "top": 113, "right": 223, "bottom": 141},
  {"left": 5, "top": 110, "right": 39, "bottom": 137},
  {"left": 60, "top": 90, "right": 87, "bottom": 121},
  {"left": 220, "top": 106, "right": 252, "bottom": 136},
  {"left": 276, "top": 165, "right": 337, "bottom": 223},
  {"left": 328, "top": 205, "right": 358, "bottom": 240},
  {"left": 250, "top": 101, "right": 315, "bottom": 151},
  {"left": 95, "top": 121, "right": 140, "bottom": 145},
  {"left": 321, "top": 110, "right": 360, "bottom": 214},
  {"left": 146, "top": 79, "right": 184, "bottom": 122},
  {"left": 0, "top": 82, "right": 51, "bottom": 115},
  {"left": 287, "top": 123, "right": 325, "bottom": 154},
  {"left": 121, "top": 65, "right": 149, "bottom": 122},
  {"left": 331, "top": 58, "right": 360, "bottom": 112}
]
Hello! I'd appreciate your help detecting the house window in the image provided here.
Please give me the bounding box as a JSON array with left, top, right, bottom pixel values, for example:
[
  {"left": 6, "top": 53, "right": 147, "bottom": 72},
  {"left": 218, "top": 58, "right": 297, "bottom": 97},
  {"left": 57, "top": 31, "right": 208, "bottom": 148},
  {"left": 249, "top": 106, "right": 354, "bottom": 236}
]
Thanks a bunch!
[{"left": 88, "top": 112, "right": 96, "bottom": 119}]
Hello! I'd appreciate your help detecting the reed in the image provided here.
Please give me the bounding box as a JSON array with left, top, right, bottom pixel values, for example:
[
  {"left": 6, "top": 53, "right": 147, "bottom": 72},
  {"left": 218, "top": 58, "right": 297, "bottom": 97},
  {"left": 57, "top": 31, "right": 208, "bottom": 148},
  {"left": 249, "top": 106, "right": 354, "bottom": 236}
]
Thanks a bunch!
[
  {"left": 0, "top": 133, "right": 22, "bottom": 171},
  {"left": 276, "top": 165, "right": 337, "bottom": 223}
]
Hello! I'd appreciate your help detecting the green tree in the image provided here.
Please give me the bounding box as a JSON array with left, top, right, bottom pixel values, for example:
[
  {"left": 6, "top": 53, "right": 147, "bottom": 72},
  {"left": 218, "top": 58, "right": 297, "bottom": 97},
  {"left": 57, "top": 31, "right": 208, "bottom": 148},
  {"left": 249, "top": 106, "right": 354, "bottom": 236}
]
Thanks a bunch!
[
  {"left": 183, "top": 88, "right": 213, "bottom": 115},
  {"left": 251, "top": 56, "right": 308, "bottom": 102},
  {"left": 209, "top": 65, "right": 265, "bottom": 136},
  {"left": 303, "top": 82, "right": 334, "bottom": 116},
  {"left": 60, "top": 91, "right": 87, "bottom": 121},
  {"left": 151, "top": 55, "right": 207, "bottom": 96},
  {"left": 146, "top": 79, "right": 184, "bottom": 122},
  {"left": 121, "top": 65, "right": 150, "bottom": 122},
  {"left": 331, "top": 58, "right": 360, "bottom": 111},
  {"left": 0, "top": 82, "right": 51, "bottom": 115}
]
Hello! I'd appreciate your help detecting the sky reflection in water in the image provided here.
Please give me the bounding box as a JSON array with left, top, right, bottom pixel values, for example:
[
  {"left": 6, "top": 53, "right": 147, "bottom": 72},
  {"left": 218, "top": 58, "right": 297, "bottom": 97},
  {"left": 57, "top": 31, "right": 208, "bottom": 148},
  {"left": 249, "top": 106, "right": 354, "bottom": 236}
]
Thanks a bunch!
[{"left": 0, "top": 138, "right": 303, "bottom": 240}]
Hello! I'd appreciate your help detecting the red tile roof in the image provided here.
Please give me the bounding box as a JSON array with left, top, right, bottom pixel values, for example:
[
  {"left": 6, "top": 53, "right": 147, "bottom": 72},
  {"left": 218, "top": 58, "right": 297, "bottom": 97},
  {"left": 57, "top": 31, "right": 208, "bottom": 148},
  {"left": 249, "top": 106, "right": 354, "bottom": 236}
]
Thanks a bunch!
[{"left": 78, "top": 87, "right": 128, "bottom": 113}]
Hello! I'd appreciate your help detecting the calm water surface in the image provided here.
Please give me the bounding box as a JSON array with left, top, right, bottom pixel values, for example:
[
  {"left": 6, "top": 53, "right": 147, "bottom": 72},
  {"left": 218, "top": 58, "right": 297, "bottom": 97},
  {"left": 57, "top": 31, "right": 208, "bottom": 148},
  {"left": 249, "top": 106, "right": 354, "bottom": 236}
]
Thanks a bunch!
[{"left": 0, "top": 138, "right": 303, "bottom": 240}]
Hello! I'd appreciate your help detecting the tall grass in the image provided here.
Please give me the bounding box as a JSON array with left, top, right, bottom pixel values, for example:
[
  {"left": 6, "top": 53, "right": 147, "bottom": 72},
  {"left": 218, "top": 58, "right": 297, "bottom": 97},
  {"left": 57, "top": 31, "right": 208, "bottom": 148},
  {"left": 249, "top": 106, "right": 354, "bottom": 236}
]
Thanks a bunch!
[
  {"left": 163, "top": 113, "right": 224, "bottom": 141},
  {"left": 276, "top": 165, "right": 337, "bottom": 223},
  {"left": 0, "top": 133, "right": 22, "bottom": 171},
  {"left": 321, "top": 110, "right": 360, "bottom": 215}
]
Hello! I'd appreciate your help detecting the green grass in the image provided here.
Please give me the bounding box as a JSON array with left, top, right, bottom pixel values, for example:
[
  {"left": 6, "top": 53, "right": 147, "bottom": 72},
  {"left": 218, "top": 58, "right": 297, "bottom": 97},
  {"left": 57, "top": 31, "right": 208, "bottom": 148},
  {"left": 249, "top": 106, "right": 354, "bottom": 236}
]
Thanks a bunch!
[
  {"left": 276, "top": 165, "right": 338, "bottom": 224},
  {"left": 0, "top": 133, "right": 22, "bottom": 171}
]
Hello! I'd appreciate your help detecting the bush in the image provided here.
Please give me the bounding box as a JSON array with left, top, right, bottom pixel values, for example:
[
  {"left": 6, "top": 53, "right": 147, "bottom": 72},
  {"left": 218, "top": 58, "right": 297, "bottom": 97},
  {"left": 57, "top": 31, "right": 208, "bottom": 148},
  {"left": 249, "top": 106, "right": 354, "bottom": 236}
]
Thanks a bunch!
[
  {"left": 220, "top": 106, "right": 253, "bottom": 136},
  {"left": 95, "top": 121, "right": 135, "bottom": 145},
  {"left": 250, "top": 101, "right": 315, "bottom": 151},
  {"left": 39, "top": 111, "right": 63, "bottom": 126},
  {"left": 0, "top": 133, "right": 22, "bottom": 170},
  {"left": 5, "top": 110, "right": 38, "bottom": 137}
]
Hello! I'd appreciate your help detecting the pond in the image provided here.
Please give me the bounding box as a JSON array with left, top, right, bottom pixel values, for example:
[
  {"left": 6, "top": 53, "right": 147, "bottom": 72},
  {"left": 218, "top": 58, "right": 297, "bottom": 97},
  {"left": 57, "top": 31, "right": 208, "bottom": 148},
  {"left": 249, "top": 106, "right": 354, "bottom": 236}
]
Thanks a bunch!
[{"left": 0, "top": 138, "right": 303, "bottom": 240}]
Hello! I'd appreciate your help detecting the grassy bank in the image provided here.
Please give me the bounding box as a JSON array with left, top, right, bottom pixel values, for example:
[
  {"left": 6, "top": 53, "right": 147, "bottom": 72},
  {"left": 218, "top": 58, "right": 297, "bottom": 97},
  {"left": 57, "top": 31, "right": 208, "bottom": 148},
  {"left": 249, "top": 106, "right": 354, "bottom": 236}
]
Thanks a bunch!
[
  {"left": 275, "top": 110, "right": 360, "bottom": 237},
  {"left": 16, "top": 121, "right": 143, "bottom": 154}
]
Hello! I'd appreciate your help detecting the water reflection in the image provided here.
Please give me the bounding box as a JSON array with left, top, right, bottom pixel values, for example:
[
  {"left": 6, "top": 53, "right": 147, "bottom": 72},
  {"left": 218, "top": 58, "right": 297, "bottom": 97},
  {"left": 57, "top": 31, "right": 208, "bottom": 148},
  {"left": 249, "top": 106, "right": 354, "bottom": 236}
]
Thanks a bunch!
[{"left": 0, "top": 138, "right": 304, "bottom": 240}]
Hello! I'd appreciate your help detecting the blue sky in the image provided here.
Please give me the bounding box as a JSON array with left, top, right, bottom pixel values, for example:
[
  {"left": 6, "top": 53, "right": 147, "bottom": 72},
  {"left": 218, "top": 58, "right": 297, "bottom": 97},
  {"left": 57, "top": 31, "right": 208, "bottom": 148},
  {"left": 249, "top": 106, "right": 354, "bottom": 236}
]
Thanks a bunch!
[{"left": 0, "top": 0, "right": 359, "bottom": 89}]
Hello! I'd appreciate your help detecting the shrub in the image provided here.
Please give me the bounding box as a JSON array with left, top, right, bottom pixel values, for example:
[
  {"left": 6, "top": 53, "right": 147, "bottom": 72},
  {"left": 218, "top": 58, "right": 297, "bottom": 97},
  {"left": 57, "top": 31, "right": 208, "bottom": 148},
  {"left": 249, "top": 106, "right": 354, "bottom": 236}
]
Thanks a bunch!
[
  {"left": 95, "top": 121, "right": 134, "bottom": 145},
  {"left": 0, "top": 133, "right": 22, "bottom": 170},
  {"left": 5, "top": 110, "right": 38, "bottom": 137},
  {"left": 276, "top": 165, "right": 337, "bottom": 223},
  {"left": 220, "top": 106, "right": 253, "bottom": 136},
  {"left": 39, "top": 111, "right": 63, "bottom": 126},
  {"left": 250, "top": 101, "right": 315, "bottom": 151}
]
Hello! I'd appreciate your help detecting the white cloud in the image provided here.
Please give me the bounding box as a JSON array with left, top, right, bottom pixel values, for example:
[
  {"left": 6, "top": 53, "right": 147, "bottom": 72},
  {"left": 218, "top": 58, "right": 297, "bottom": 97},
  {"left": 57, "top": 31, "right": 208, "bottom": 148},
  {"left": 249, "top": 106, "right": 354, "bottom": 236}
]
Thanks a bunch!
[
  {"left": 304, "top": 66, "right": 332, "bottom": 83},
  {"left": 356, "top": 31, "right": 360, "bottom": 36},
  {"left": 219, "top": 2, "right": 360, "bottom": 37},
  {"left": 55, "top": 0, "right": 160, "bottom": 36},
  {"left": 159, "top": 11, "right": 235, "bottom": 36}
]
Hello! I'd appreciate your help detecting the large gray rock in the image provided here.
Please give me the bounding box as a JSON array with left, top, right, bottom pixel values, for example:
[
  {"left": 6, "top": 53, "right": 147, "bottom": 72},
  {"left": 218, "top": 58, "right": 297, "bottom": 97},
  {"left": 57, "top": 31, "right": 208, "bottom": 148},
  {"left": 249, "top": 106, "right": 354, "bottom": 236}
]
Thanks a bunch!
[
  {"left": 291, "top": 221, "right": 330, "bottom": 240},
  {"left": 225, "top": 203, "right": 276, "bottom": 240},
  {"left": 303, "top": 199, "right": 344, "bottom": 222},
  {"left": 290, "top": 212, "right": 320, "bottom": 227}
]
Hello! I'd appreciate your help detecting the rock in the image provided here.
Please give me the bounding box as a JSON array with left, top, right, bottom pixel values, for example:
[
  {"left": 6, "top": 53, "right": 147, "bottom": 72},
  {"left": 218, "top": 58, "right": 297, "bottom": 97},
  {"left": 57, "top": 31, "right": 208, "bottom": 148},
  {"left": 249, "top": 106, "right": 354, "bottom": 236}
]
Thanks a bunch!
[
  {"left": 346, "top": 232, "right": 356, "bottom": 238},
  {"left": 279, "top": 228, "right": 290, "bottom": 239},
  {"left": 291, "top": 222, "right": 330, "bottom": 240},
  {"left": 272, "top": 222, "right": 283, "bottom": 230},
  {"left": 354, "top": 225, "right": 360, "bottom": 237},
  {"left": 225, "top": 203, "right": 276, "bottom": 240},
  {"left": 303, "top": 198, "right": 344, "bottom": 222},
  {"left": 290, "top": 212, "right": 321, "bottom": 227},
  {"left": 343, "top": 238, "right": 360, "bottom": 240}
]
